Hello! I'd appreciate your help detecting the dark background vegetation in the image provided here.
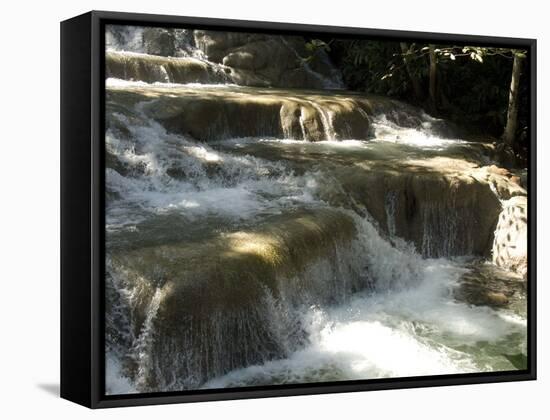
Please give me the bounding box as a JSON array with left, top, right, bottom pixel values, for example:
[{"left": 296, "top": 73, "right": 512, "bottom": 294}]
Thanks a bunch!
[{"left": 305, "top": 37, "right": 529, "bottom": 165}]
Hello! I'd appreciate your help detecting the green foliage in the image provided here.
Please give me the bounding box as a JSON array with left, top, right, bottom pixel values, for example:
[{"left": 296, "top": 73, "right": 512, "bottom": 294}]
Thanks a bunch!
[
  {"left": 336, "top": 40, "right": 413, "bottom": 96},
  {"left": 438, "top": 52, "right": 512, "bottom": 132},
  {"left": 302, "top": 39, "right": 332, "bottom": 65},
  {"left": 325, "top": 39, "right": 528, "bottom": 141},
  {"left": 305, "top": 39, "right": 331, "bottom": 53}
]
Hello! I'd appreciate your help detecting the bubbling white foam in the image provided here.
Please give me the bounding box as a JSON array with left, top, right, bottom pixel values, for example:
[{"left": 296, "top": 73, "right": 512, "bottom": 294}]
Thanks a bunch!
[
  {"left": 106, "top": 77, "right": 241, "bottom": 90},
  {"left": 106, "top": 111, "right": 320, "bottom": 231},
  {"left": 371, "top": 114, "right": 467, "bottom": 150},
  {"left": 105, "top": 83, "right": 526, "bottom": 393},
  {"left": 204, "top": 255, "right": 526, "bottom": 389},
  {"left": 105, "top": 354, "right": 137, "bottom": 395}
]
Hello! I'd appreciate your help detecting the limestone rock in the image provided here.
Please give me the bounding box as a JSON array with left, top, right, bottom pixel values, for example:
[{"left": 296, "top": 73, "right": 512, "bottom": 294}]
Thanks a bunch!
[
  {"left": 191, "top": 30, "right": 342, "bottom": 89},
  {"left": 106, "top": 85, "right": 372, "bottom": 142},
  {"left": 108, "top": 209, "right": 360, "bottom": 391},
  {"left": 492, "top": 195, "right": 528, "bottom": 276},
  {"left": 194, "top": 30, "right": 254, "bottom": 62},
  {"left": 106, "top": 28, "right": 343, "bottom": 89},
  {"left": 142, "top": 27, "right": 178, "bottom": 57},
  {"left": 482, "top": 165, "right": 527, "bottom": 200},
  {"left": 106, "top": 51, "right": 225, "bottom": 84},
  {"left": 454, "top": 261, "right": 525, "bottom": 310},
  {"left": 320, "top": 157, "right": 504, "bottom": 258}
]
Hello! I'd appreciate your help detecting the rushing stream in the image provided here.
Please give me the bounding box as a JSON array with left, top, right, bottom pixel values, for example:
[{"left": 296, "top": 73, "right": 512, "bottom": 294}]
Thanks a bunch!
[{"left": 104, "top": 27, "right": 527, "bottom": 395}]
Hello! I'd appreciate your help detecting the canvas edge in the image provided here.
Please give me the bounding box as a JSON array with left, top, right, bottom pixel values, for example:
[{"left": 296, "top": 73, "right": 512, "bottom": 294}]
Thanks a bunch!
[{"left": 59, "top": 10, "right": 537, "bottom": 409}]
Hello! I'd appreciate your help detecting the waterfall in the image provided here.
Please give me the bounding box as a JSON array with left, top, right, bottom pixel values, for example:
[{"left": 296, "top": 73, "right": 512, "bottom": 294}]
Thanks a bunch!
[
  {"left": 106, "top": 24, "right": 345, "bottom": 90},
  {"left": 106, "top": 25, "right": 145, "bottom": 53},
  {"left": 385, "top": 191, "right": 398, "bottom": 238},
  {"left": 305, "top": 99, "right": 337, "bottom": 140},
  {"left": 132, "top": 287, "right": 164, "bottom": 390},
  {"left": 104, "top": 28, "right": 528, "bottom": 394}
]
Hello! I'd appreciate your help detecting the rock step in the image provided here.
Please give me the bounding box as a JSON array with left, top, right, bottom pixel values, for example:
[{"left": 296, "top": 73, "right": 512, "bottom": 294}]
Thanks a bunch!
[
  {"left": 106, "top": 84, "right": 374, "bottom": 142},
  {"left": 106, "top": 51, "right": 227, "bottom": 84},
  {"left": 106, "top": 28, "right": 344, "bottom": 90},
  {"left": 317, "top": 157, "right": 522, "bottom": 258},
  {"left": 107, "top": 208, "right": 363, "bottom": 391}
]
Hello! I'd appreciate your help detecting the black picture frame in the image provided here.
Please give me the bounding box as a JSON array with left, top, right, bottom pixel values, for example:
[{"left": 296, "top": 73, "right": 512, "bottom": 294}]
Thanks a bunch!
[{"left": 61, "top": 10, "right": 537, "bottom": 409}]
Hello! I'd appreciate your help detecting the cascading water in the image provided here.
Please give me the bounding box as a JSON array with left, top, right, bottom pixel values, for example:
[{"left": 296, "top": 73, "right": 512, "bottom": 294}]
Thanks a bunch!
[
  {"left": 105, "top": 25, "right": 345, "bottom": 90},
  {"left": 106, "top": 25, "right": 206, "bottom": 59},
  {"left": 104, "top": 28, "right": 528, "bottom": 395}
]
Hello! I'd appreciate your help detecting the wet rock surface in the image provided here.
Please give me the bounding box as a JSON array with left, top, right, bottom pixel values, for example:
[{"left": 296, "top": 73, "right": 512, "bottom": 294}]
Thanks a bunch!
[
  {"left": 108, "top": 209, "right": 363, "bottom": 390},
  {"left": 492, "top": 195, "right": 528, "bottom": 276},
  {"left": 454, "top": 261, "right": 526, "bottom": 312},
  {"left": 106, "top": 84, "right": 373, "bottom": 142},
  {"left": 103, "top": 31, "right": 530, "bottom": 391},
  {"left": 194, "top": 30, "right": 343, "bottom": 89},
  {"left": 106, "top": 51, "right": 229, "bottom": 84},
  {"left": 106, "top": 83, "right": 528, "bottom": 262},
  {"left": 106, "top": 25, "right": 343, "bottom": 89}
]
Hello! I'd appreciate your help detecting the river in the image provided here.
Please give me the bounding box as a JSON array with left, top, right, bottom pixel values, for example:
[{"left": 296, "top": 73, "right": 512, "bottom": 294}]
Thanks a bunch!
[{"left": 103, "top": 27, "right": 527, "bottom": 395}]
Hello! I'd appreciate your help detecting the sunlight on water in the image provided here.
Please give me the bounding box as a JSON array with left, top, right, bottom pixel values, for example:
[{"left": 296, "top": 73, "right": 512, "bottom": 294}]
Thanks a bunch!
[
  {"left": 104, "top": 74, "right": 526, "bottom": 394},
  {"left": 204, "top": 258, "right": 525, "bottom": 389},
  {"left": 106, "top": 77, "right": 241, "bottom": 90}
]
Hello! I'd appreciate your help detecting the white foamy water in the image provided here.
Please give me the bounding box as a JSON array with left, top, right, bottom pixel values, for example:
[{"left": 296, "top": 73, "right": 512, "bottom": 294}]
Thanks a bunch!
[
  {"left": 204, "top": 256, "right": 525, "bottom": 389},
  {"left": 370, "top": 114, "right": 468, "bottom": 150},
  {"left": 106, "top": 354, "right": 137, "bottom": 395},
  {"left": 106, "top": 77, "right": 241, "bottom": 90},
  {"left": 106, "top": 112, "right": 319, "bottom": 231},
  {"left": 105, "top": 81, "right": 526, "bottom": 394}
]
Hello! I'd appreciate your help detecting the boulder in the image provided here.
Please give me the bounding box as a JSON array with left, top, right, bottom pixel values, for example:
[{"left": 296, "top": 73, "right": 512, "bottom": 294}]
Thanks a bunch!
[
  {"left": 221, "top": 38, "right": 321, "bottom": 88},
  {"left": 193, "top": 30, "right": 255, "bottom": 62},
  {"left": 107, "top": 28, "right": 343, "bottom": 89},
  {"left": 223, "top": 43, "right": 269, "bottom": 71},
  {"left": 195, "top": 30, "right": 343, "bottom": 89},
  {"left": 492, "top": 195, "right": 528, "bottom": 276},
  {"left": 482, "top": 164, "right": 526, "bottom": 200},
  {"left": 453, "top": 261, "right": 525, "bottom": 310},
  {"left": 142, "top": 27, "right": 177, "bottom": 56}
]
